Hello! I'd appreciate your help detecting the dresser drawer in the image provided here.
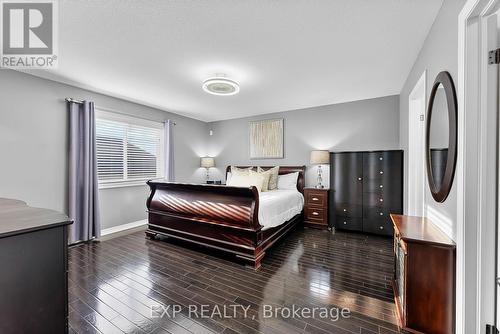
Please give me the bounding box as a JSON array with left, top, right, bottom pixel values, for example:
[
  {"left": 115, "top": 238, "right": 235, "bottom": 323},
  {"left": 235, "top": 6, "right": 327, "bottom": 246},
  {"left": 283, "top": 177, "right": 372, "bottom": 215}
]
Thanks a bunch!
[
  {"left": 363, "top": 206, "right": 392, "bottom": 220},
  {"left": 305, "top": 191, "right": 327, "bottom": 206},
  {"left": 334, "top": 203, "right": 363, "bottom": 218},
  {"left": 363, "top": 193, "right": 402, "bottom": 214},
  {"left": 305, "top": 207, "right": 327, "bottom": 223},
  {"left": 363, "top": 193, "right": 386, "bottom": 207},
  {"left": 363, "top": 180, "right": 389, "bottom": 193},
  {"left": 334, "top": 216, "right": 363, "bottom": 231},
  {"left": 363, "top": 151, "right": 401, "bottom": 169},
  {"left": 363, "top": 217, "right": 393, "bottom": 236},
  {"left": 363, "top": 171, "right": 390, "bottom": 184}
]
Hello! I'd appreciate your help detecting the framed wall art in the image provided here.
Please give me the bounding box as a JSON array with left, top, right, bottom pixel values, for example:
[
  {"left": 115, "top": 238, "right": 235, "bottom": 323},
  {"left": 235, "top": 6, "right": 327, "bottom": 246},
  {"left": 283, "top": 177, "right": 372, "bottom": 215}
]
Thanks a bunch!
[{"left": 249, "top": 118, "right": 284, "bottom": 159}]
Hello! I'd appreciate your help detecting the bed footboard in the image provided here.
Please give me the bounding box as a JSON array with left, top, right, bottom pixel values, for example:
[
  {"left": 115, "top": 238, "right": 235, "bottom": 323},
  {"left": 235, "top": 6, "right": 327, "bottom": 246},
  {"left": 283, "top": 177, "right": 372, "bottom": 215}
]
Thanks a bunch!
[{"left": 146, "top": 181, "right": 265, "bottom": 267}]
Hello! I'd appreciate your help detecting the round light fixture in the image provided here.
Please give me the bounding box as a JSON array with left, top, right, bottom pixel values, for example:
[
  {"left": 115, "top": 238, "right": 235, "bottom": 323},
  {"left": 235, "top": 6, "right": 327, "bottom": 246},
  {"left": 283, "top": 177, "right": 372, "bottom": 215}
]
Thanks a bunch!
[{"left": 202, "top": 77, "right": 240, "bottom": 96}]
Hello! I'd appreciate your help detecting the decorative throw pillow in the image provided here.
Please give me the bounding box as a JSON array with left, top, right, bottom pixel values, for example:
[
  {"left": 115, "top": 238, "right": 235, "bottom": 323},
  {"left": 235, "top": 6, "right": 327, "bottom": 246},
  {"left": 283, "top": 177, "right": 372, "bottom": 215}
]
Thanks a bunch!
[
  {"left": 277, "top": 172, "right": 299, "bottom": 191},
  {"left": 231, "top": 166, "right": 252, "bottom": 176},
  {"left": 258, "top": 166, "right": 279, "bottom": 190},
  {"left": 251, "top": 169, "right": 271, "bottom": 192},
  {"left": 227, "top": 171, "right": 265, "bottom": 192}
]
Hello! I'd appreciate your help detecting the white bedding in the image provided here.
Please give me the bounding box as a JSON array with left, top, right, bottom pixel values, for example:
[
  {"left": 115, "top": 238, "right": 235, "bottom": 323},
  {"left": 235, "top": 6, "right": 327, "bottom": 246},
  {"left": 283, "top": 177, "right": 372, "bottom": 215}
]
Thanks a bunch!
[{"left": 258, "top": 190, "right": 304, "bottom": 230}]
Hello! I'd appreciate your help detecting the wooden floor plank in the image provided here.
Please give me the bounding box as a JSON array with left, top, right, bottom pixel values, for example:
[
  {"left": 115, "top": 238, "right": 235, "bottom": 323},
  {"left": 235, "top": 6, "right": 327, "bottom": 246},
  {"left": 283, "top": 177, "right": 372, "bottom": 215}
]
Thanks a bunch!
[{"left": 69, "top": 227, "right": 404, "bottom": 333}]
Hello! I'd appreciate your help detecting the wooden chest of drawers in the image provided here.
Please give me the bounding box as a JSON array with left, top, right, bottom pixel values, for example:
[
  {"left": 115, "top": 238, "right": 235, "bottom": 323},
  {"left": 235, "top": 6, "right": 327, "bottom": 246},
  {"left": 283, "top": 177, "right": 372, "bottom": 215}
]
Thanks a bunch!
[
  {"left": 0, "top": 198, "right": 72, "bottom": 333},
  {"left": 391, "top": 214, "right": 455, "bottom": 334},
  {"left": 330, "top": 150, "right": 403, "bottom": 236},
  {"left": 304, "top": 188, "right": 329, "bottom": 229}
]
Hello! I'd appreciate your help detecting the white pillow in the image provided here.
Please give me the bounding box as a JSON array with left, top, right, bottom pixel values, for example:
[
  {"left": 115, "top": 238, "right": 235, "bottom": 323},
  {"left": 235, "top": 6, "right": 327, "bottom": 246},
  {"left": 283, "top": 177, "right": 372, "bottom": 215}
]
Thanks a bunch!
[
  {"left": 226, "top": 171, "right": 265, "bottom": 192},
  {"left": 277, "top": 172, "right": 299, "bottom": 191}
]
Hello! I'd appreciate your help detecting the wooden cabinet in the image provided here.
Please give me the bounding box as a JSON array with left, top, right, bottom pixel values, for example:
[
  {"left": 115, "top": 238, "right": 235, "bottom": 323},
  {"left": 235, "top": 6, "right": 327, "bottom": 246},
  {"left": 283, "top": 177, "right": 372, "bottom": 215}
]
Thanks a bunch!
[
  {"left": 304, "top": 188, "right": 329, "bottom": 229},
  {"left": 0, "top": 198, "right": 72, "bottom": 334},
  {"left": 331, "top": 152, "right": 363, "bottom": 219},
  {"left": 330, "top": 150, "right": 403, "bottom": 236},
  {"left": 391, "top": 214, "right": 455, "bottom": 334}
]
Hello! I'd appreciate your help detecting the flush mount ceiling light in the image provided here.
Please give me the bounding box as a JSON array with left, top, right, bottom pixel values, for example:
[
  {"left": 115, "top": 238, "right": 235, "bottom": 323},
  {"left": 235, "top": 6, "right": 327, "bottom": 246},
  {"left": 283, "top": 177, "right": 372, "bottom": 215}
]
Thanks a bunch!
[{"left": 202, "top": 76, "right": 240, "bottom": 96}]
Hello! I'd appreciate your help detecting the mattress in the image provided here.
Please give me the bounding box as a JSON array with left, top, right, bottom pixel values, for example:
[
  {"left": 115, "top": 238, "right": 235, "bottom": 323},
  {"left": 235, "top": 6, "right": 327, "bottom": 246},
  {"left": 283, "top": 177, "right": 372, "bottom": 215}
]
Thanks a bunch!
[{"left": 258, "top": 189, "right": 304, "bottom": 230}]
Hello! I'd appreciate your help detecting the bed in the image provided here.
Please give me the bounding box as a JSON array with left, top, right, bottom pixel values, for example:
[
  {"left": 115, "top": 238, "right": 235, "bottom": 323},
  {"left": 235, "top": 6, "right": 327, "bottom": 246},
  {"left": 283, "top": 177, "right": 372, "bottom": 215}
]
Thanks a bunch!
[{"left": 145, "top": 166, "right": 305, "bottom": 269}]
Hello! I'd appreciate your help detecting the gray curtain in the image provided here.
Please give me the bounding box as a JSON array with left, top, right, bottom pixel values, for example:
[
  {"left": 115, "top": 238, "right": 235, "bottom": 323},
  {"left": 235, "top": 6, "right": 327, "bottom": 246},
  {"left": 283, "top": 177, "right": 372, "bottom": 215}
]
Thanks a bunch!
[
  {"left": 164, "top": 120, "right": 174, "bottom": 181},
  {"left": 68, "top": 100, "right": 100, "bottom": 244}
]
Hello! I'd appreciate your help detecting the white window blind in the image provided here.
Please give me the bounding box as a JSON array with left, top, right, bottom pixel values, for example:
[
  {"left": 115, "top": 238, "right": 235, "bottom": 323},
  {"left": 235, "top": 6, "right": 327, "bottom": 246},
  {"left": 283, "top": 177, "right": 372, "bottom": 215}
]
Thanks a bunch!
[{"left": 95, "top": 110, "right": 164, "bottom": 187}]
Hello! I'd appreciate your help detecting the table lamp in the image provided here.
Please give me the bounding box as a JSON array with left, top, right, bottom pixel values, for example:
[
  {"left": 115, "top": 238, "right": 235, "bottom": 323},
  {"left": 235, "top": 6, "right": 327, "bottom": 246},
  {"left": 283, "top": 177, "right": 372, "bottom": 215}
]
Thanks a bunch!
[{"left": 310, "top": 150, "right": 329, "bottom": 188}]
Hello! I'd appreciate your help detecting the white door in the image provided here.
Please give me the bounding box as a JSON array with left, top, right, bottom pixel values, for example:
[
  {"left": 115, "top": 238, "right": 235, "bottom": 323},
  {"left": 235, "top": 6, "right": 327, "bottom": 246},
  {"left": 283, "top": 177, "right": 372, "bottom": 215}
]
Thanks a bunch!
[
  {"left": 484, "top": 12, "right": 499, "bottom": 333},
  {"left": 496, "top": 56, "right": 500, "bottom": 332},
  {"left": 496, "top": 18, "right": 500, "bottom": 331},
  {"left": 407, "top": 71, "right": 426, "bottom": 217}
]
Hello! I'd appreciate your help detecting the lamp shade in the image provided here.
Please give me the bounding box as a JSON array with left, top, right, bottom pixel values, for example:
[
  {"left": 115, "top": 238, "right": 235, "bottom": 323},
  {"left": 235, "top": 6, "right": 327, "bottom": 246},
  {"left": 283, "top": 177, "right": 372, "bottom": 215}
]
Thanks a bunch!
[
  {"left": 200, "top": 157, "right": 215, "bottom": 168},
  {"left": 310, "top": 150, "right": 329, "bottom": 164}
]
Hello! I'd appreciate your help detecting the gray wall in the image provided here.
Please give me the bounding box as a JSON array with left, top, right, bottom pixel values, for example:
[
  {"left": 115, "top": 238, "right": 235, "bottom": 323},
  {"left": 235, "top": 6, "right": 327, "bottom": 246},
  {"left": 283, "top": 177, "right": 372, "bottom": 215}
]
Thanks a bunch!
[
  {"left": 399, "top": 0, "right": 466, "bottom": 240},
  {"left": 207, "top": 95, "right": 400, "bottom": 188},
  {"left": 0, "top": 70, "right": 208, "bottom": 230}
]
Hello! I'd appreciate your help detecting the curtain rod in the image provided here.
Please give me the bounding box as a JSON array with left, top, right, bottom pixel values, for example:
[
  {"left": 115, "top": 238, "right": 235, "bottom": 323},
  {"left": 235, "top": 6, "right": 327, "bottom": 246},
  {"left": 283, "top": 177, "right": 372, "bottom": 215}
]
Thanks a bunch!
[{"left": 65, "top": 98, "right": 176, "bottom": 125}]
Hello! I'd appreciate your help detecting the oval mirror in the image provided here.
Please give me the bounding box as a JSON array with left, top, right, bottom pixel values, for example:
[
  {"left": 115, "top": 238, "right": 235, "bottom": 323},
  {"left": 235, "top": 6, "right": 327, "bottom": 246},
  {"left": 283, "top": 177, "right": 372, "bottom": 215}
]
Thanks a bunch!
[{"left": 426, "top": 71, "right": 457, "bottom": 203}]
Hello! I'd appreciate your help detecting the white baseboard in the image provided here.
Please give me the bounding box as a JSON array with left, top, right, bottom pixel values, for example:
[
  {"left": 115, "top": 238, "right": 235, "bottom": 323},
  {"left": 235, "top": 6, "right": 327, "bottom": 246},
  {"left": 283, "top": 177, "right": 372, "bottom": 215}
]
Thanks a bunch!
[{"left": 100, "top": 219, "right": 147, "bottom": 236}]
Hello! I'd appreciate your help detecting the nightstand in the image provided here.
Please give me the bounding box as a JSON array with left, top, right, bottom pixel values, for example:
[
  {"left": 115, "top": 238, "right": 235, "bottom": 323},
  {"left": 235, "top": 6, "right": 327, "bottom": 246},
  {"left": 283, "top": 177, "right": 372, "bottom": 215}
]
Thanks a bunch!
[{"left": 304, "top": 188, "right": 329, "bottom": 229}]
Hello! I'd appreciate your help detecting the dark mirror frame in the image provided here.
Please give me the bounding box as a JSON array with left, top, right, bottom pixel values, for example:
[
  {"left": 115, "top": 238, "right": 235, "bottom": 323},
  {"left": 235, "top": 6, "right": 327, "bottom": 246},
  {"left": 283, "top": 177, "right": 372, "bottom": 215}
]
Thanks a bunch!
[{"left": 425, "top": 71, "right": 458, "bottom": 203}]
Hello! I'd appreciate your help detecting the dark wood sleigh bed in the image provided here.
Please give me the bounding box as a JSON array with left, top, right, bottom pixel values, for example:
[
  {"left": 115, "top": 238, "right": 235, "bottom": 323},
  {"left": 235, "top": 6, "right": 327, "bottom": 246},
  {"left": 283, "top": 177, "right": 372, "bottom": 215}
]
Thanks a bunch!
[{"left": 145, "top": 166, "right": 305, "bottom": 269}]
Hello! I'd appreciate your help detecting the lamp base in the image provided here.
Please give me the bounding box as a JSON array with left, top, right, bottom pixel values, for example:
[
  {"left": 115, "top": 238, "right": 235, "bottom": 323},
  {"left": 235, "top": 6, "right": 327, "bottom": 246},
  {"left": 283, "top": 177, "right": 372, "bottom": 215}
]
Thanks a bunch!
[{"left": 315, "top": 165, "right": 324, "bottom": 189}]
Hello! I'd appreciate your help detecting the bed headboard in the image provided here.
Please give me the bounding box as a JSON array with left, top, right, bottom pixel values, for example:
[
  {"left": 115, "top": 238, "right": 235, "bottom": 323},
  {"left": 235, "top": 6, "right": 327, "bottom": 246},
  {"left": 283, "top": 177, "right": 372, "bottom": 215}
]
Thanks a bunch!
[{"left": 225, "top": 166, "right": 306, "bottom": 194}]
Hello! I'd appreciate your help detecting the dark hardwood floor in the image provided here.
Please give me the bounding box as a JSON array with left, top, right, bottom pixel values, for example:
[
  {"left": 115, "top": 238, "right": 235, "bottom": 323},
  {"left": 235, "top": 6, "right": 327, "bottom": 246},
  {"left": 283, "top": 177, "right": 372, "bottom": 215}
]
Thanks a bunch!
[{"left": 68, "top": 227, "right": 403, "bottom": 334}]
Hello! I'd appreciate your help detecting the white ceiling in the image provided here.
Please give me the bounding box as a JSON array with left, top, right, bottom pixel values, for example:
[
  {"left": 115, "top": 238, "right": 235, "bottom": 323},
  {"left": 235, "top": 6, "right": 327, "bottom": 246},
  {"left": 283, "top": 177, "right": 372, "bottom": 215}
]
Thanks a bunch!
[{"left": 26, "top": 0, "right": 443, "bottom": 122}]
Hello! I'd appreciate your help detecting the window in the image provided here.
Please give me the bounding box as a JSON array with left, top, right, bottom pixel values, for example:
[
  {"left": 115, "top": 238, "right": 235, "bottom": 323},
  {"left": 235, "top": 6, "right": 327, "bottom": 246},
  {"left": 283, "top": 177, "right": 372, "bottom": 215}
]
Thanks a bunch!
[{"left": 95, "top": 110, "right": 164, "bottom": 188}]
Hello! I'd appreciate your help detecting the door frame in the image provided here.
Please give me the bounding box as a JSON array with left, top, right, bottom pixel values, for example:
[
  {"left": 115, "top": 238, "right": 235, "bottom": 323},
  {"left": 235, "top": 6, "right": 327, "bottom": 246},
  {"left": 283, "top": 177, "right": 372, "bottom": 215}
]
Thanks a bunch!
[
  {"left": 407, "top": 70, "right": 427, "bottom": 217},
  {"left": 458, "top": 1, "right": 499, "bottom": 332}
]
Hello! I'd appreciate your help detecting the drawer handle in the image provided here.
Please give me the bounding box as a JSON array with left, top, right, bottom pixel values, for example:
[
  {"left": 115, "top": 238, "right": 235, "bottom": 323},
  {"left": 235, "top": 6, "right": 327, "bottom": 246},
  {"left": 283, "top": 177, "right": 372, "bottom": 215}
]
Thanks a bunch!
[
  {"left": 379, "top": 198, "right": 384, "bottom": 202},
  {"left": 358, "top": 177, "right": 362, "bottom": 181},
  {"left": 343, "top": 208, "right": 347, "bottom": 212},
  {"left": 343, "top": 221, "right": 347, "bottom": 225},
  {"left": 379, "top": 212, "right": 384, "bottom": 216},
  {"left": 379, "top": 157, "right": 383, "bottom": 161},
  {"left": 312, "top": 197, "right": 319, "bottom": 201},
  {"left": 312, "top": 212, "right": 319, "bottom": 216},
  {"left": 379, "top": 185, "right": 383, "bottom": 188},
  {"left": 379, "top": 226, "right": 384, "bottom": 230},
  {"left": 379, "top": 171, "right": 384, "bottom": 175}
]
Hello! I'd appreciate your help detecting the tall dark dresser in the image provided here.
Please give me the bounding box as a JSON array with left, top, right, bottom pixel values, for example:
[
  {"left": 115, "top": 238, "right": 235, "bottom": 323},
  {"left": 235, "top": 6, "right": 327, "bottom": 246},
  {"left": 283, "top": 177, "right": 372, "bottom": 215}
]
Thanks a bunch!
[
  {"left": 330, "top": 150, "right": 403, "bottom": 236},
  {"left": 0, "top": 198, "right": 72, "bottom": 334}
]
